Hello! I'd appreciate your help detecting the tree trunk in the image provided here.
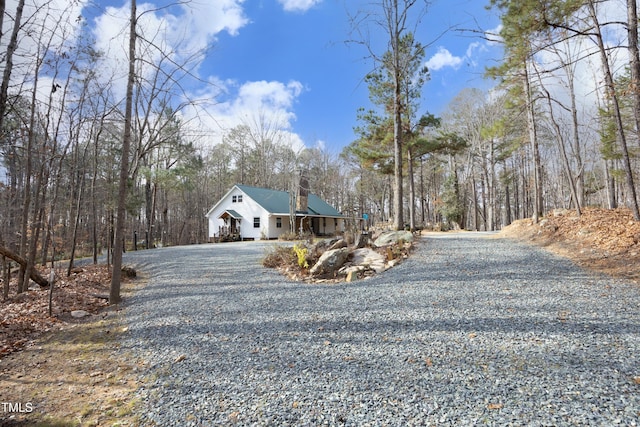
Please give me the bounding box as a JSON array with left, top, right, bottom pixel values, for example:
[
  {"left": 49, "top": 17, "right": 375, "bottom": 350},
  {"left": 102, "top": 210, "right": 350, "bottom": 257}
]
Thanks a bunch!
[
  {"left": 145, "top": 175, "right": 153, "bottom": 248},
  {"left": 25, "top": 167, "right": 46, "bottom": 291},
  {"left": 419, "top": 156, "right": 426, "bottom": 225},
  {"left": 480, "top": 168, "right": 488, "bottom": 230},
  {"left": 67, "top": 169, "right": 86, "bottom": 276},
  {"left": 0, "top": 0, "right": 6, "bottom": 47},
  {"left": 519, "top": 152, "right": 527, "bottom": 219},
  {"left": 453, "top": 167, "right": 462, "bottom": 229},
  {"left": 472, "top": 175, "right": 479, "bottom": 231},
  {"left": 391, "top": 0, "right": 403, "bottom": 231},
  {"left": 604, "top": 159, "right": 617, "bottom": 209},
  {"left": 2, "top": 256, "right": 9, "bottom": 301},
  {"left": 407, "top": 146, "right": 415, "bottom": 231},
  {"left": 523, "top": 61, "right": 543, "bottom": 222},
  {"left": 588, "top": 1, "right": 640, "bottom": 220},
  {"left": 542, "top": 87, "right": 581, "bottom": 216},
  {"left": 0, "top": 245, "right": 49, "bottom": 288},
  {"left": 0, "top": 0, "right": 24, "bottom": 125},
  {"left": 567, "top": 67, "right": 585, "bottom": 208},
  {"left": 627, "top": 0, "right": 640, "bottom": 149},
  {"left": 17, "top": 83, "right": 37, "bottom": 294},
  {"left": 504, "top": 169, "right": 512, "bottom": 226},
  {"left": 162, "top": 188, "right": 169, "bottom": 246},
  {"left": 91, "top": 137, "right": 99, "bottom": 264},
  {"left": 110, "top": 0, "right": 137, "bottom": 304},
  {"left": 393, "top": 69, "right": 404, "bottom": 231}
]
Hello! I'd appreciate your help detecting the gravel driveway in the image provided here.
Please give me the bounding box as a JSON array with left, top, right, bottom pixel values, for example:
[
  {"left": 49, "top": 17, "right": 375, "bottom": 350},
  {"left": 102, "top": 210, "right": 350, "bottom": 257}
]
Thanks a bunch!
[{"left": 120, "top": 234, "right": 640, "bottom": 426}]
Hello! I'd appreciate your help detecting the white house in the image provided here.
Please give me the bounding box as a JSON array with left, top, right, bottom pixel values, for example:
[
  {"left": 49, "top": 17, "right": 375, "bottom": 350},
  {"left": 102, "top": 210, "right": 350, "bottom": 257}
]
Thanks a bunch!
[{"left": 205, "top": 184, "right": 345, "bottom": 241}]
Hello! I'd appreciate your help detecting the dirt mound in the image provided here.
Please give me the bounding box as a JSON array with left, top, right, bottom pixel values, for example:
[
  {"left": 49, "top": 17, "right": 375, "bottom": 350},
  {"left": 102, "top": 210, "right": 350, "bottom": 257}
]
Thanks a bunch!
[{"left": 501, "top": 207, "right": 640, "bottom": 283}]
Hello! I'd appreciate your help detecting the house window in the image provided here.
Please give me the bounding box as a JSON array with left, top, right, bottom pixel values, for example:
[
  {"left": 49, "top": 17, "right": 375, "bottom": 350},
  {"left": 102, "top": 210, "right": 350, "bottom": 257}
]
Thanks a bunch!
[
  {"left": 237, "top": 195, "right": 243, "bottom": 202},
  {"left": 232, "top": 195, "right": 237, "bottom": 203},
  {"left": 253, "top": 217, "right": 260, "bottom": 228},
  {"left": 276, "top": 217, "right": 282, "bottom": 228}
]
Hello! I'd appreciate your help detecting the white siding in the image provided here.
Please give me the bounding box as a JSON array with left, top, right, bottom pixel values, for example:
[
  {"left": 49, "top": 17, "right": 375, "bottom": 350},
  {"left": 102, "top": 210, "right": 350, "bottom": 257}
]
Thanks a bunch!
[
  {"left": 267, "top": 215, "right": 290, "bottom": 239},
  {"left": 206, "top": 188, "right": 270, "bottom": 240},
  {"left": 206, "top": 185, "right": 346, "bottom": 241}
]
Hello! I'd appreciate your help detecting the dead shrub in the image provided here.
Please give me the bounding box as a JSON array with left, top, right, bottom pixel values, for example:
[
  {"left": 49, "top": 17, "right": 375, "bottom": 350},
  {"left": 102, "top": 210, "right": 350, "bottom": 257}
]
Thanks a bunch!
[
  {"left": 262, "top": 245, "right": 296, "bottom": 268},
  {"left": 278, "top": 232, "right": 299, "bottom": 241}
]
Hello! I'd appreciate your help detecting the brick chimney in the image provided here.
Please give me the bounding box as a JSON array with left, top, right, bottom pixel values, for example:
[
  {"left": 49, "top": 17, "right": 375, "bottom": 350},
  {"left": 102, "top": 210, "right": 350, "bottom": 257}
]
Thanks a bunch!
[{"left": 295, "top": 172, "right": 309, "bottom": 213}]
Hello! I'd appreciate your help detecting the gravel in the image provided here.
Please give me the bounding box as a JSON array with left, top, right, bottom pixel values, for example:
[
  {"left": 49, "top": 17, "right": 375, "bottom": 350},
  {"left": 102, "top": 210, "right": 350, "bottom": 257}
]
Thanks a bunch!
[{"left": 119, "top": 234, "right": 640, "bottom": 426}]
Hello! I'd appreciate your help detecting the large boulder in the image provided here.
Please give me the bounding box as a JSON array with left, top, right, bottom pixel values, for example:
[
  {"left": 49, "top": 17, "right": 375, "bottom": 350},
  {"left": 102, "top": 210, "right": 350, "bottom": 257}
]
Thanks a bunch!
[
  {"left": 309, "top": 238, "right": 342, "bottom": 257},
  {"left": 373, "top": 230, "right": 414, "bottom": 247},
  {"left": 309, "top": 247, "right": 350, "bottom": 277},
  {"left": 351, "top": 248, "right": 386, "bottom": 273},
  {"left": 327, "top": 239, "right": 348, "bottom": 251}
]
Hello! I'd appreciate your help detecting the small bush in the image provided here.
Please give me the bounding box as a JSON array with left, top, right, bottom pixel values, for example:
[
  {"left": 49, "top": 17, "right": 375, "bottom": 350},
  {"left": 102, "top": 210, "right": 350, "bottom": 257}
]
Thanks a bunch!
[{"left": 293, "top": 244, "right": 309, "bottom": 269}]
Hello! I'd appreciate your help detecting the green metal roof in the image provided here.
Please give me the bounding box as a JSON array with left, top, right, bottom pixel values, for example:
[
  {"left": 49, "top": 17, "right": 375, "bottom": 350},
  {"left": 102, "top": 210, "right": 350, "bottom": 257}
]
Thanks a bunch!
[{"left": 236, "top": 184, "right": 344, "bottom": 217}]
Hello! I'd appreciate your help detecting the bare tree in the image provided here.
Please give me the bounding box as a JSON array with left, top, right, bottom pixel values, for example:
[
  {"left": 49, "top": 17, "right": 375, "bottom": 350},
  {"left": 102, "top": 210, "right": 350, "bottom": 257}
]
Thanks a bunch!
[
  {"left": 0, "top": 0, "right": 24, "bottom": 129},
  {"left": 110, "top": 0, "right": 137, "bottom": 304},
  {"left": 627, "top": 0, "right": 640, "bottom": 148},
  {"left": 586, "top": 0, "right": 639, "bottom": 220}
]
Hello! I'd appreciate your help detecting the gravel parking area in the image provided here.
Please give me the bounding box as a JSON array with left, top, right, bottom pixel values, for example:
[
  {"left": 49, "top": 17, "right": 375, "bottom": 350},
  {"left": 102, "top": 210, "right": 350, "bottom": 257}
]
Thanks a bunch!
[{"left": 121, "top": 234, "right": 640, "bottom": 426}]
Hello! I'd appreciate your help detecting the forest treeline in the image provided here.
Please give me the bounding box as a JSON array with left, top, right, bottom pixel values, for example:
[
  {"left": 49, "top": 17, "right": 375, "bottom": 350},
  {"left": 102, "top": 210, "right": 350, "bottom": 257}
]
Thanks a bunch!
[{"left": 1, "top": 0, "right": 639, "bottom": 300}]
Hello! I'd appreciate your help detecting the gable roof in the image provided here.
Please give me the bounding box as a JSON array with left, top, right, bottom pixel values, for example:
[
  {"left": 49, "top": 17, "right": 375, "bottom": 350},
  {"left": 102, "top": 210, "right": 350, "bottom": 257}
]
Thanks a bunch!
[
  {"left": 236, "top": 184, "right": 344, "bottom": 217},
  {"left": 236, "top": 185, "right": 289, "bottom": 214},
  {"left": 219, "top": 209, "right": 242, "bottom": 220}
]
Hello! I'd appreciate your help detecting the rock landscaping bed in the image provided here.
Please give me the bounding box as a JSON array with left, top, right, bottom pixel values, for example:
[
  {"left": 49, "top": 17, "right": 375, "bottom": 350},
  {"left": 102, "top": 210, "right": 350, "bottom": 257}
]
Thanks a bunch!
[{"left": 262, "top": 230, "right": 416, "bottom": 283}]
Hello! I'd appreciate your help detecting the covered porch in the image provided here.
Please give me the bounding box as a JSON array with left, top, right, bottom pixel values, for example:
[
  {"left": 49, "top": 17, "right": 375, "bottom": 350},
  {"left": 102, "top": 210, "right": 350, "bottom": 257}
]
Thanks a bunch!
[
  {"left": 290, "top": 215, "right": 344, "bottom": 237},
  {"left": 217, "top": 209, "right": 242, "bottom": 242}
]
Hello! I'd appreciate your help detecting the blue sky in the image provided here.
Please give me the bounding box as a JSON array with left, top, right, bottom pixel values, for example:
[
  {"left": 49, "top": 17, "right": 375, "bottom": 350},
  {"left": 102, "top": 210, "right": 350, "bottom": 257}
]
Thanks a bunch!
[
  {"left": 83, "top": 0, "right": 503, "bottom": 153},
  {"left": 203, "top": 0, "right": 503, "bottom": 152},
  {"left": 0, "top": 0, "right": 627, "bottom": 188}
]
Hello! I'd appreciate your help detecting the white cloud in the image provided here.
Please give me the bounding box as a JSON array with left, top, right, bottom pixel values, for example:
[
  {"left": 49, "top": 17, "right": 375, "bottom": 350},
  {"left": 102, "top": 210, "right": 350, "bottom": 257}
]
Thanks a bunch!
[
  {"left": 217, "top": 79, "right": 303, "bottom": 129},
  {"left": 89, "top": 1, "right": 308, "bottom": 152},
  {"left": 236, "top": 80, "right": 303, "bottom": 113},
  {"left": 277, "top": 0, "right": 322, "bottom": 12},
  {"left": 186, "top": 79, "right": 306, "bottom": 152},
  {"left": 425, "top": 47, "right": 463, "bottom": 71},
  {"left": 485, "top": 24, "right": 503, "bottom": 45},
  {"left": 1, "top": 0, "right": 89, "bottom": 84},
  {"left": 91, "top": 0, "right": 249, "bottom": 98},
  {"left": 0, "top": 0, "right": 308, "bottom": 154},
  {"left": 426, "top": 23, "right": 500, "bottom": 73},
  {"left": 0, "top": 0, "right": 91, "bottom": 121},
  {"left": 464, "top": 42, "right": 487, "bottom": 67}
]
